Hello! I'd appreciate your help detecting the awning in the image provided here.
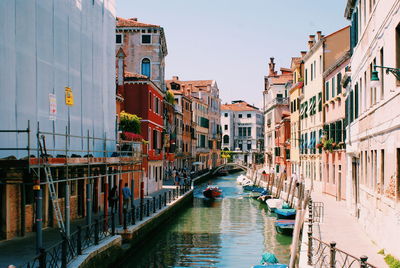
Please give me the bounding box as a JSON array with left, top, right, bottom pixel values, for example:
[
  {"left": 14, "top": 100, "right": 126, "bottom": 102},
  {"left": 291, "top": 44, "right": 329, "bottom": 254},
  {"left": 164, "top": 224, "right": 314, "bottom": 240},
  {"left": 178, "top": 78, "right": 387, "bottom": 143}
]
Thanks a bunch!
[{"left": 192, "top": 161, "right": 203, "bottom": 165}]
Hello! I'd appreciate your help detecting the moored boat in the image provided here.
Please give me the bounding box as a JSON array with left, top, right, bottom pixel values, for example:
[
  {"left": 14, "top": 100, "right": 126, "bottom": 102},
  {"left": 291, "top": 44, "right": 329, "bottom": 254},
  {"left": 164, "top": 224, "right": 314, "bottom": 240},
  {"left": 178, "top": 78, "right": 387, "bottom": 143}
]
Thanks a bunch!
[
  {"left": 274, "top": 208, "right": 296, "bottom": 219},
  {"left": 251, "top": 252, "right": 288, "bottom": 268},
  {"left": 203, "top": 186, "right": 222, "bottom": 198},
  {"left": 265, "top": 198, "right": 283, "bottom": 212},
  {"left": 251, "top": 264, "right": 288, "bottom": 268},
  {"left": 274, "top": 219, "right": 295, "bottom": 235}
]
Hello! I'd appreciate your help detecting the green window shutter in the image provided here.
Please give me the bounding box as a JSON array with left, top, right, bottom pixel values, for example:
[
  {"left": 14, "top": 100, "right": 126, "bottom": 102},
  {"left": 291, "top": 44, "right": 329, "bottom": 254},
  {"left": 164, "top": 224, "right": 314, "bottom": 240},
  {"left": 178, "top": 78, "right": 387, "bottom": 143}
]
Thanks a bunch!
[
  {"left": 337, "top": 73, "right": 342, "bottom": 94},
  {"left": 325, "top": 81, "right": 329, "bottom": 101},
  {"left": 332, "top": 77, "right": 336, "bottom": 98},
  {"left": 318, "top": 92, "right": 322, "bottom": 112},
  {"left": 304, "top": 101, "right": 308, "bottom": 118},
  {"left": 350, "top": 90, "right": 354, "bottom": 123},
  {"left": 330, "top": 122, "right": 336, "bottom": 142},
  {"left": 336, "top": 120, "right": 342, "bottom": 143}
]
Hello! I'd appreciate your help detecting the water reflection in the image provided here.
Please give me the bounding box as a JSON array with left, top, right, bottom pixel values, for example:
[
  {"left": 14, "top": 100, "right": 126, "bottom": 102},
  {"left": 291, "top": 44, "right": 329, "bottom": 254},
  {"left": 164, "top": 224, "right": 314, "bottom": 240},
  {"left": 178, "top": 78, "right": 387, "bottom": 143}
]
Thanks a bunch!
[{"left": 121, "top": 172, "right": 291, "bottom": 267}]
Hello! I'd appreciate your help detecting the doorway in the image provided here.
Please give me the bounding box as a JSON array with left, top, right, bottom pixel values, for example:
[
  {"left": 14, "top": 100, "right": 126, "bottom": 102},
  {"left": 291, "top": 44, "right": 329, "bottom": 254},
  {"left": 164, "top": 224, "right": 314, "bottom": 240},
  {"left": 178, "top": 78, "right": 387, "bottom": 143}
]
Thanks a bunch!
[{"left": 352, "top": 159, "right": 360, "bottom": 218}]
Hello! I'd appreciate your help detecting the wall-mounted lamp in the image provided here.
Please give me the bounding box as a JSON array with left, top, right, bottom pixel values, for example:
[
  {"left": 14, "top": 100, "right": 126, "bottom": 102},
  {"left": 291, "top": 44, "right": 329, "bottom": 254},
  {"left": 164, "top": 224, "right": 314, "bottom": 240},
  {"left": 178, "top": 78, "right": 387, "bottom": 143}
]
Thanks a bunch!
[{"left": 371, "top": 65, "right": 400, "bottom": 88}]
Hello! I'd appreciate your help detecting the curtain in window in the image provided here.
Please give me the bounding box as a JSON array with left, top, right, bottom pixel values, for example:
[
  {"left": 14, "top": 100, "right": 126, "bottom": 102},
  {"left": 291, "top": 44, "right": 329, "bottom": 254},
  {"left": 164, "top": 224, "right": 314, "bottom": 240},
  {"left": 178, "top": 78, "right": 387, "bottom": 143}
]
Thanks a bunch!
[{"left": 142, "top": 58, "right": 151, "bottom": 77}]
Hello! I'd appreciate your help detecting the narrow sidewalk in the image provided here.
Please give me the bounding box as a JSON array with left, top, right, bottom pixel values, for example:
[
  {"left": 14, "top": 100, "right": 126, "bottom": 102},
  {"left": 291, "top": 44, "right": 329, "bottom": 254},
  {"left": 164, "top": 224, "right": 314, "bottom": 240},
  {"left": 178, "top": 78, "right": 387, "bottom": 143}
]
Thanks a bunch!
[
  {"left": 0, "top": 183, "right": 179, "bottom": 268},
  {"left": 310, "top": 192, "right": 386, "bottom": 267}
]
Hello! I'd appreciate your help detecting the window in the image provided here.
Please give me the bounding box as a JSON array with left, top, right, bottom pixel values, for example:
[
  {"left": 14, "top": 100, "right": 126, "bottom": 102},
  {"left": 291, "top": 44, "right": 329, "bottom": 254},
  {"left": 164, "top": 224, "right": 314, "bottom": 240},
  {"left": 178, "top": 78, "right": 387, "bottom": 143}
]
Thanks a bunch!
[
  {"left": 247, "top": 141, "right": 252, "bottom": 150},
  {"left": 142, "top": 34, "right": 151, "bottom": 44},
  {"left": 305, "top": 69, "right": 308, "bottom": 85},
  {"left": 355, "top": 83, "right": 359, "bottom": 119},
  {"left": 238, "top": 114, "right": 242, "bottom": 118},
  {"left": 224, "top": 113, "right": 228, "bottom": 117},
  {"left": 116, "top": 34, "right": 122, "bottom": 44},
  {"left": 325, "top": 81, "right": 329, "bottom": 101},
  {"left": 223, "top": 135, "right": 229, "bottom": 144},
  {"left": 153, "top": 130, "right": 158, "bottom": 149},
  {"left": 332, "top": 77, "right": 336, "bottom": 98},
  {"left": 247, "top": 114, "right": 251, "bottom": 118},
  {"left": 224, "top": 125, "right": 228, "bottom": 130},
  {"left": 141, "top": 58, "right": 151, "bottom": 77},
  {"left": 149, "top": 94, "right": 152, "bottom": 110},
  {"left": 311, "top": 63, "right": 313, "bottom": 81},
  {"left": 337, "top": 73, "right": 342, "bottom": 94},
  {"left": 247, "top": 127, "right": 251, "bottom": 136},
  {"left": 318, "top": 92, "right": 322, "bottom": 112}
]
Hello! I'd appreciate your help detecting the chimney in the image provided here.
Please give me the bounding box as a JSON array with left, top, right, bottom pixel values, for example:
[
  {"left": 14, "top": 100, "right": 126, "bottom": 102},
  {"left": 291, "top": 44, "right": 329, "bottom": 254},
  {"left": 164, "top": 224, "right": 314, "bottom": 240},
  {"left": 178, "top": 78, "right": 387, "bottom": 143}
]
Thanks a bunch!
[
  {"left": 300, "top": 51, "right": 307, "bottom": 57},
  {"left": 308, "top": 40, "right": 314, "bottom": 50},
  {"left": 188, "top": 84, "right": 193, "bottom": 96},
  {"left": 269, "top": 57, "right": 276, "bottom": 76},
  {"left": 129, "top": 18, "right": 138, "bottom": 21},
  {"left": 309, "top": 35, "right": 315, "bottom": 42},
  {"left": 172, "top": 76, "right": 179, "bottom": 81},
  {"left": 316, "top": 31, "right": 322, "bottom": 41}
]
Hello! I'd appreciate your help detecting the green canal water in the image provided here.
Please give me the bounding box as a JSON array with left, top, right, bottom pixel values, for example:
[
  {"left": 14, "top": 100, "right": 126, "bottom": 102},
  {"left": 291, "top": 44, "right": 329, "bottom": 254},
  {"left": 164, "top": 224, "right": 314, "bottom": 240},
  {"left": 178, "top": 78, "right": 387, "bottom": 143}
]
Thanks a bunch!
[{"left": 122, "top": 172, "right": 292, "bottom": 267}]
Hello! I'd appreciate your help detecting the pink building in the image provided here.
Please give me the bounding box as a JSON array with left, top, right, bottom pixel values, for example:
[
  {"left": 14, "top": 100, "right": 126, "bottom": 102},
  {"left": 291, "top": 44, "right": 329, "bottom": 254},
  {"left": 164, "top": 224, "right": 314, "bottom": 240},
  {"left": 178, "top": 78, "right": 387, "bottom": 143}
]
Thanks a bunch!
[{"left": 321, "top": 53, "right": 350, "bottom": 200}]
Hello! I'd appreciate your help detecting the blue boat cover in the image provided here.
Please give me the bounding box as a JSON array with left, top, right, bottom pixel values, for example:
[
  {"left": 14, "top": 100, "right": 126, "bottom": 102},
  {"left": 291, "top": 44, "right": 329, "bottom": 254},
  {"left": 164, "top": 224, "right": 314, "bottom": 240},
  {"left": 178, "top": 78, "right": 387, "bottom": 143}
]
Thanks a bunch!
[
  {"left": 252, "top": 264, "right": 288, "bottom": 268},
  {"left": 282, "top": 203, "right": 291, "bottom": 209},
  {"left": 275, "top": 220, "right": 295, "bottom": 227},
  {"left": 275, "top": 209, "right": 296, "bottom": 216},
  {"left": 260, "top": 252, "right": 279, "bottom": 264}
]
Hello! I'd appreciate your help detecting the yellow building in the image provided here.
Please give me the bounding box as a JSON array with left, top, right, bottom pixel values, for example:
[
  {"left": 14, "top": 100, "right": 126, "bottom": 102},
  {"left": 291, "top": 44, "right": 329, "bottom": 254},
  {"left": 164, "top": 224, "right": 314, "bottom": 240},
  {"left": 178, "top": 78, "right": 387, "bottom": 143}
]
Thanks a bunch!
[
  {"left": 300, "top": 27, "right": 350, "bottom": 192},
  {"left": 289, "top": 55, "right": 305, "bottom": 176}
]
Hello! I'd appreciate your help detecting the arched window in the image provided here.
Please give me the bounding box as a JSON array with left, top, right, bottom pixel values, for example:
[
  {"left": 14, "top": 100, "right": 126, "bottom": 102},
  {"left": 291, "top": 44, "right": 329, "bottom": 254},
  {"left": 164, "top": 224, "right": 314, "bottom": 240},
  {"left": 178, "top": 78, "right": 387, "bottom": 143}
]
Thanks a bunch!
[
  {"left": 223, "top": 135, "right": 229, "bottom": 144},
  {"left": 141, "top": 58, "right": 151, "bottom": 77}
]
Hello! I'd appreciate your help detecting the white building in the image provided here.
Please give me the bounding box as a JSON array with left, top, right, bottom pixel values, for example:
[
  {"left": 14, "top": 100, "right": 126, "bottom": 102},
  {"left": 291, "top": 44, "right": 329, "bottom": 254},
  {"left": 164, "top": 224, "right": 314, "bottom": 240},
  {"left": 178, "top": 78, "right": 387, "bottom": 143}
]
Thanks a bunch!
[
  {"left": 263, "top": 58, "right": 293, "bottom": 170},
  {"left": 345, "top": 0, "right": 400, "bottom": 258},
  {"left": 221, "top": 101, "right": 264, "bottom": 165},
  {"left": 0, "top": 0, "right": 116, "bottom": 156}
]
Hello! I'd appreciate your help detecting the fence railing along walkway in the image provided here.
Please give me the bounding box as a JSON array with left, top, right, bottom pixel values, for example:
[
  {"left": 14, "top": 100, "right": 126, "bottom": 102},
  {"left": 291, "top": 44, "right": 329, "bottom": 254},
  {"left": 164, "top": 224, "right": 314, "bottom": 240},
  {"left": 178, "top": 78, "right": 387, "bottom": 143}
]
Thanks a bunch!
[
  {"left": 306, "top": 198, "right": 377, "bottom": 268},
  {"left": 23, "top": 184, "right": 191, "bottom": 268}
]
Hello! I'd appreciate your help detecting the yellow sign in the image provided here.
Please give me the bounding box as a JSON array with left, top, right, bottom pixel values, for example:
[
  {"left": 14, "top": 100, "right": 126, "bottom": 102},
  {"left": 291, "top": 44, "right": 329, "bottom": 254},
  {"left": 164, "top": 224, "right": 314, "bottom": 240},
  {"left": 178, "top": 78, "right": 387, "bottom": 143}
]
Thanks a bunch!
[
  {"left": 33, "top": 185, "right": 40, "bottom": 190},
  {"left": 65, "top": 87, "right": 74, "bottom": 106}
]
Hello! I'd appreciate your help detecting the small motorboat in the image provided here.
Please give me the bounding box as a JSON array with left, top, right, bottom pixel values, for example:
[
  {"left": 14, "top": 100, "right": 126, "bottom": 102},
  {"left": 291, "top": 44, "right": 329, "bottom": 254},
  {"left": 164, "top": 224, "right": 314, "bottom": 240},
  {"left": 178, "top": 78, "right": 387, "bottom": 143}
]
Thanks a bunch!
[
  {"left": 203, "top": 186, "right": 222, "bottom": 198},
  {"left": 251, "top": 252, "right": 288, "bottom": 268},
  {"left": 274, "top": 219, "right": 295, "bottom": 235},
  {"left": 236, "top": 174, "right": 248, "bottom": 184},
  {"left": 274, "top": 208, "right": 296, "bottom": 219},
  {"left": 266, "top": 199, "right": 283, "bottom": 212},
  {"left": 241, "top": 178, "right": 254, "bottom": 186},
  {"left": 243, "top": 185, "right": 268, "bottom": 193}
]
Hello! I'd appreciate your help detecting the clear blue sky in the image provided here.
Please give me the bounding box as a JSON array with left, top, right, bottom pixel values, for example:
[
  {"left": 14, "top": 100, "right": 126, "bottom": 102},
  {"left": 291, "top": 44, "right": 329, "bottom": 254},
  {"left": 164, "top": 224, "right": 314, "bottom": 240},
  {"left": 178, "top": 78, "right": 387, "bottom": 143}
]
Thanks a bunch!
[{"left": 117, "top": 0, "right": 349, "bottom": 108}]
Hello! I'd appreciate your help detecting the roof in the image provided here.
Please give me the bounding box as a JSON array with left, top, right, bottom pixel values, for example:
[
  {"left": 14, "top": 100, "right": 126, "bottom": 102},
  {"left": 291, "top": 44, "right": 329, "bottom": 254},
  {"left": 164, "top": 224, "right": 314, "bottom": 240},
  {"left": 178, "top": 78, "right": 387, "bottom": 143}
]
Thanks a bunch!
[
  {"left": 270, "top": 74, "right": 293, "bottom": 85},
  {"left": 221, "top": 101, "right": 259, "bottom": 112},
  {"left": 116, "top": 17, "right": 160, "bottom": 28},
  {"left": 124, "top": 71, "right": 147, "bottom": 79}
]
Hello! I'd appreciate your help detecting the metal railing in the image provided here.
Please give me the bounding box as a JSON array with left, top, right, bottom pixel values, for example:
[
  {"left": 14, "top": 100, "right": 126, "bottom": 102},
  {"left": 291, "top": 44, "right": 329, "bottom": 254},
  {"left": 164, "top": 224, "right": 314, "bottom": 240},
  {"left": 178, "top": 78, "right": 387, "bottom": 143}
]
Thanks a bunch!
[
  {"left": 24, "top": 214, "right": 113, "bottom": 268},
  {"left": 307, "top": 199, "right": 377, "bottom": 268}
]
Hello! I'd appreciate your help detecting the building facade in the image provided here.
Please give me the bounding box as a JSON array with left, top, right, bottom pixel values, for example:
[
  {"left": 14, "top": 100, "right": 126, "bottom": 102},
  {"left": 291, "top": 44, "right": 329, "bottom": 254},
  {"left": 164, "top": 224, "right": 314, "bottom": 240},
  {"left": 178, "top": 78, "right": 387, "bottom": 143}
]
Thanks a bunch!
[
  {"left": 300, "top": 28, "right": 349, "bottom": 192},
  {"left": 221, "top": 101, "right": 264, "bottom": 165},
  {"left": 167, "top": 77, "right": 222, "bottom": 169},
  {"left": 116, "top": 17, "right": 168, "bottom": 91},
  {"left": 322, "top": 53, "right": 350, "bottom": 200},
  {"left": 263, "top": 58, "right": 293, "bottom": 172},
  {"left": 345, "top": 0, "right": 400, "bottom": 257},
  {"left": 289, "top": 55, "right": 305, "bottom": 177}
]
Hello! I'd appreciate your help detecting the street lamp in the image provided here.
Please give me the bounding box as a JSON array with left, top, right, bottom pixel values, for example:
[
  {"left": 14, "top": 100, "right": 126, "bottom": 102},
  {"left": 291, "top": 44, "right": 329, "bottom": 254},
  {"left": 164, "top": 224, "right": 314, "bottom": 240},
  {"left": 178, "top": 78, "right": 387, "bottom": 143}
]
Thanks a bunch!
[{"left": 371, "top": 65, "right": 400, "bottom": 88}]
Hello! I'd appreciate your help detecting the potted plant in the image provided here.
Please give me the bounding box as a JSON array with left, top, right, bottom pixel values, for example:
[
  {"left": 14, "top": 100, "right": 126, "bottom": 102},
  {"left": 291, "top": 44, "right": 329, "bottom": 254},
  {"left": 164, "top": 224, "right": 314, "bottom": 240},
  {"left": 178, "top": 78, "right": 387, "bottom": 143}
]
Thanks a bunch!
[
  {"left": 323, "top": 138, "right": 334, "bottom": 152},
  {"left": 316, "top": 143, "right": 323, "bottom": 149}
]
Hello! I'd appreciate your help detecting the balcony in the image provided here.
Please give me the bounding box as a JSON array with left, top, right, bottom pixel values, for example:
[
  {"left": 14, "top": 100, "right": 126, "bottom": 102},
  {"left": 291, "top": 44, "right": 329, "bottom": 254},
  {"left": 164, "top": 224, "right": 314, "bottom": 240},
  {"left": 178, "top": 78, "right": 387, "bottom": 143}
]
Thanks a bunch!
[{"left": 273, "top": 97, "right": 289, "bottom": 105}]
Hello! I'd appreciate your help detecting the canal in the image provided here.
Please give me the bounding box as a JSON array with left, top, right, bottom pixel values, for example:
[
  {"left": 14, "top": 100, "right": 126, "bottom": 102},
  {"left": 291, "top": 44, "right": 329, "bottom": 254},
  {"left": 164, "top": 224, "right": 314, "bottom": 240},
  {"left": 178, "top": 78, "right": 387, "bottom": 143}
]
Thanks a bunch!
[{"left": 121, "top": 171, "right": 292, "bottom": 267}]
